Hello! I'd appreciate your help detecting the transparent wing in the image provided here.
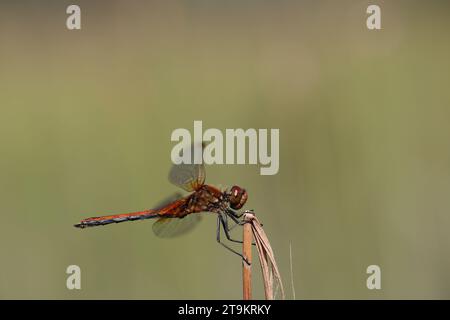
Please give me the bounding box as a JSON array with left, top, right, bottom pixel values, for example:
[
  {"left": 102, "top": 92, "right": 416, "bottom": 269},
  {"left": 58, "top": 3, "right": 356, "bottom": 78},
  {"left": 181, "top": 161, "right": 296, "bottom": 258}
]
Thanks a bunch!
[
  {"left": 168, "top": 163, "right": 206, "bottom": 191},
  {"left": 152, "top": 214, "right": 203, "bottom": 238},
  {"left": 169, "top": 142, "right": 206, "bottom": 191},
  {"left": 154, "top": 192, "right": 184, "bottom": 210}
]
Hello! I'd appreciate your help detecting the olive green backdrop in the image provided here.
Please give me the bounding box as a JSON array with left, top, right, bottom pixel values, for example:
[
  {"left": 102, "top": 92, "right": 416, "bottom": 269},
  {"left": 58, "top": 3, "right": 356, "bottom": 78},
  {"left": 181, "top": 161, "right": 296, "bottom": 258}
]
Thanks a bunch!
[{"left": 1, "top": 0, "right": 449, "bottom": 299}]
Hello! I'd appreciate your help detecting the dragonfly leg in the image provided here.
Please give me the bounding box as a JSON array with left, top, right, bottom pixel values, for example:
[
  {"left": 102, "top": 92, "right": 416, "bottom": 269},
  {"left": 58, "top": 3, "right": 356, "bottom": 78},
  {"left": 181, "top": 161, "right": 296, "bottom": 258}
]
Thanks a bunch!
[
  {"left": 225, "top": 209, "right": 245, "bottom": 232},
  {"left": 220, "top": 214, "right": 243, "bottom": 244},
  {"left": 216, "top": 216, "right": 250, "bottom": 265},
  {"left": 221, "top": 212, "right": 239, "bottom": 232},
  {"left": 227, "top": 209, "right": 244, "bottom": 219},
  {"left": 226, "top": 209, "right": 256, "bottom": 227},
  {"left": 225, "top": 211, "right": 257, "bottom": 246}
]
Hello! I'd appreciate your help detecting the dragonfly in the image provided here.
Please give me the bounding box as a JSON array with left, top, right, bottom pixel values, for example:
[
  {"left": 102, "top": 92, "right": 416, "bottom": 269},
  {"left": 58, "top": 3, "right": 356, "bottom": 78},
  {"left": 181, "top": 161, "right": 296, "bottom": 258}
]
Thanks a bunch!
[{"left": 74, "top": 160, "right": 249, "bottom": 261}]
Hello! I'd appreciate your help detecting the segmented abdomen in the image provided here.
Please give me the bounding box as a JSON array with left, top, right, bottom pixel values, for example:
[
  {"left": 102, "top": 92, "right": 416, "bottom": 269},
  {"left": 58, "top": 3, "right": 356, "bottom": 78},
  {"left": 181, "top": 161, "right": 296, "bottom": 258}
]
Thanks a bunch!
[{"left": 74, "top": 210, "right": 158, "bottom": 228}]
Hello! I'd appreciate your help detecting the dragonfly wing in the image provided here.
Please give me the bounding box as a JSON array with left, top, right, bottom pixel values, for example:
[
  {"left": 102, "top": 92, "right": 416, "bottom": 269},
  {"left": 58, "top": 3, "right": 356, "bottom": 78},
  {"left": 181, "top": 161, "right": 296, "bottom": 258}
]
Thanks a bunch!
[
  {"left": 169, "top": 142, "right": 206, "bottom": 191},
  {"left": 152, "top": 214, "right": 203, "bottom": 238},
  {"left": 154, "top": 197, "right": 191, "bottom": 217},
  {"left": 169, "top": 163, "right": 205, "bottom": 191},
  {"left": 154, "top": 192, "right": 184, "bottom": 210}
]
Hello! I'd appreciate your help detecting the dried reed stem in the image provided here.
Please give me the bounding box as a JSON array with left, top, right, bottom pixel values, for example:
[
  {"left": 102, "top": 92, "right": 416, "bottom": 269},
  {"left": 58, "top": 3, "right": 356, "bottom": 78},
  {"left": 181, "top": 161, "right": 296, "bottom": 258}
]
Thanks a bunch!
[
  {"left": 243, "top": 210, "right": 285, "bottom": 300},
  {"left": 242, "top": 217, "right": 253, "bottom": 300}
]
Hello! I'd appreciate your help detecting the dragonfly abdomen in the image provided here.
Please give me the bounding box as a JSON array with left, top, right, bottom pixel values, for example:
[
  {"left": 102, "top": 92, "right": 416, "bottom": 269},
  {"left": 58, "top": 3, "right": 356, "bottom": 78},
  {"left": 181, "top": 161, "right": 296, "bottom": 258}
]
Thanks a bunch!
[{"left": 74, "top": 210, "right": 158, "bottom": 228}]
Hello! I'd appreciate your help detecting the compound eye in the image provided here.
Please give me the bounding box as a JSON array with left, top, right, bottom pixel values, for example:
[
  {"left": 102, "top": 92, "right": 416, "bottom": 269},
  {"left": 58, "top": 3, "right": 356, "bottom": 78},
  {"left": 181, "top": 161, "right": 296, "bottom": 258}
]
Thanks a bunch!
[{"left": 229, "top": 186, "right": 247, "bottom": 210}]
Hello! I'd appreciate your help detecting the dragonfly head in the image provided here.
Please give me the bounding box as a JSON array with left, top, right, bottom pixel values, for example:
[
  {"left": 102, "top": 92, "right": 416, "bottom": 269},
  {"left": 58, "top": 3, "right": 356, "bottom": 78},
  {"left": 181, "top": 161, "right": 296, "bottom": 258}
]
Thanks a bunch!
[{"left": 228, "top": 186, "right": 248, "bottom": 210}]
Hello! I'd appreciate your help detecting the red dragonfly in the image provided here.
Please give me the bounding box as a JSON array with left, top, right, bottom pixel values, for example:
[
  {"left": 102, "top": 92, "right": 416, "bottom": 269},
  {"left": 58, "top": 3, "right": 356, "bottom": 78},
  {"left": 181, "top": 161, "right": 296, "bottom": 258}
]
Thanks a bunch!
[{"left": 74, "top": 160, "right": 249, "bottom": 260}]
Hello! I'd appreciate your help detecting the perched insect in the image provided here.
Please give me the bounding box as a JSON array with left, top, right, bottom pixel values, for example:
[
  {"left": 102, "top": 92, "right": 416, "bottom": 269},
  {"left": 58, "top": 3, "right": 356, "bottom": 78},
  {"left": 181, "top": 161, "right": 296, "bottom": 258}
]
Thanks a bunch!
[{"left": 74, "top": 159, "right": 249, "bottom": 260}]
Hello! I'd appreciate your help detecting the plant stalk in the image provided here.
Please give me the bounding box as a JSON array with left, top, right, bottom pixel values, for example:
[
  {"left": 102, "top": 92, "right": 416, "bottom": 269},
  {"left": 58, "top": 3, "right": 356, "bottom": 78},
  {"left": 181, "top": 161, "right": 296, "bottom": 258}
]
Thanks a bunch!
[{"left": 242, "top": 218, "right": 252, "bottom": 300}]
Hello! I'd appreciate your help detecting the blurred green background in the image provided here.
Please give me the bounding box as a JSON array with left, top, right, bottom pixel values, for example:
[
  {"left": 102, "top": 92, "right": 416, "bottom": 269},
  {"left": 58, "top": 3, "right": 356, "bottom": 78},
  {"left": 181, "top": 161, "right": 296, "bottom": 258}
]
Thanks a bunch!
[{"left": 1, "top": 0, "right": 450, "bottom": 299}]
